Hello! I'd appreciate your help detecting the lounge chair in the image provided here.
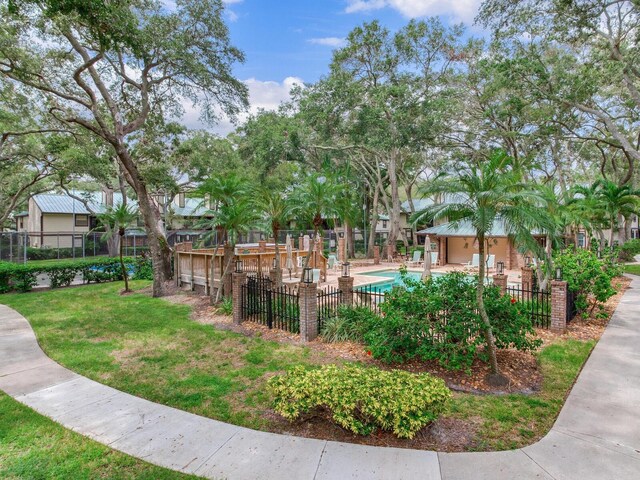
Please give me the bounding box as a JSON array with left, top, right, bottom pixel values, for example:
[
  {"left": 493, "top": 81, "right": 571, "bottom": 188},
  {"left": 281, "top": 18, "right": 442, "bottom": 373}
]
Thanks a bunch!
[
  {"left": 409, "top": 250, "right": 423, "bottom": 267},
  {"left": 430, "top": 252, "right": 439, "bottom": 266},
  {"left": 464, "top": 253, "right": 480, "bottom": 270},
  {"left": 486, "top": 254, "right": 495, "bottom": 272},
  {"left": 328, "top": 254, "right": 339, "bottom": 271}
]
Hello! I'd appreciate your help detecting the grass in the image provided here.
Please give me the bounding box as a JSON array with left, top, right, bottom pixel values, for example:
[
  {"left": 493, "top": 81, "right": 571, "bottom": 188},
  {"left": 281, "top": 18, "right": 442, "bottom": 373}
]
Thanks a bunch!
[
  {"left": 624, "top": 264, "right": 640, "bottom": 276},
  {"left": 1, "top": 282, "right": 596, "bottom": 451},
  {"left": 448, "top": 339, "right": 594, "bottom": 450},
  {"left": 0, "top": 392, "right": 197, "bottom": 479}
]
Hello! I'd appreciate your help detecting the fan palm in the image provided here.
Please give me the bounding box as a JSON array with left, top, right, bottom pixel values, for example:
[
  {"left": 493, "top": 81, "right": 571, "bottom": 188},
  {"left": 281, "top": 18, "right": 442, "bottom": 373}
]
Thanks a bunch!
[
  {"left": 592, "top": 179, "right": 640, "bottom": 245},
  {"left": 97, "top": 203, "right": 138, "bottom": 293},
  {"left": 411, "top": 151, "right": 552, "bottom": 384},
  {"left": 257, "top": 189, "right": 293, "bottom": 286},
  {"left": 292, "top": 173, "right": 340, "bottom": 268}
]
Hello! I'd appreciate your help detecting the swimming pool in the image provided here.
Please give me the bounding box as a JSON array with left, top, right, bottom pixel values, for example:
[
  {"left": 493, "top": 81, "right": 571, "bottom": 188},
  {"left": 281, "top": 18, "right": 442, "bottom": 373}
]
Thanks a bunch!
[{"left": 356, "top": 269, "right": 486, "bottom": 293}]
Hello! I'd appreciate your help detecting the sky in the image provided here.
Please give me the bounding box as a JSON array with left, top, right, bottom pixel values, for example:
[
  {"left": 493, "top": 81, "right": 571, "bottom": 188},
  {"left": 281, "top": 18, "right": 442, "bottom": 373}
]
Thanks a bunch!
[{"left": 184, "top": 0, "right": 484, "bottom": 134}]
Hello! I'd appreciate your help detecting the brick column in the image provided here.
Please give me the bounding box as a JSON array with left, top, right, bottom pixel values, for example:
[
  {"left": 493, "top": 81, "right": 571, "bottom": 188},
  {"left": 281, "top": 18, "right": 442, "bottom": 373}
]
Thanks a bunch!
[
  {"left": 299, "top": 282, "right": 318, "bottom": 342},
  {"left": 232, "top": 271, "right": 247, "bottom": 324},
  {"left": 551, "top": 280, "right": 568, "bottom": 333},
  {"left": 337, "top": 236, "right": 346, "bottom": 263},
  {"left": 373, "top": 245, "right": 380, "bottom": 265},
  {"left": 338, "top": 276, "right": 354, "bottom": 307},
  {"left": 492, "top": 274, "right": 507, "bottom": 295},
  {"left": 521, "top": 267, "right": 533, "bottom": 301}
]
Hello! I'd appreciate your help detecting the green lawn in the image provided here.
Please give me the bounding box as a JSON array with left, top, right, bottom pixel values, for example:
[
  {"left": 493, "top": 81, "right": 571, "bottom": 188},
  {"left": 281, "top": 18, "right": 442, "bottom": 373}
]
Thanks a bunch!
[
  {"left": 624, "top": 264, "right": 640, "bottom": 276},
  {"left": 0, "top": 392, "right": 198, "bottom": 479},
  {"left": 0, "top": 282, "right": 595, "bottom": 451}
]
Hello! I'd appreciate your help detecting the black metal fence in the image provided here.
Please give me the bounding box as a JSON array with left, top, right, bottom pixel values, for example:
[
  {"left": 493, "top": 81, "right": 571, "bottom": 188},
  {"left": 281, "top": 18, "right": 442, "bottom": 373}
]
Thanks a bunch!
[
  {"left": 506, "top": 284, "right": 551, "bottom": 329},
  {"left": 241, "top": 275, "right": 300, "bottom": 333},
  {"left": 317, "top": 286, "right": 342, "bottom": 330},
  {"left": 566, "top": 289, "right": 578, "bottom": 323},
  {"left": 353, "top": 284, "right": 386, "bottom": 314}
]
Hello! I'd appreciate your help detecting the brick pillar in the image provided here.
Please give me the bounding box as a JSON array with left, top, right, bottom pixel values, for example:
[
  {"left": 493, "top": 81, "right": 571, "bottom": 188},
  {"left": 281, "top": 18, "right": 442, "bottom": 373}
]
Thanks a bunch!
[
  {"left": 551, "top": 280, "right": 568, "bottom": 333},
  {"left": 232, "top": 271, "right": 247, "bottom": 324},
  {"left": 521, "top": 267, "right": 533, "bottom": 301},
  {"left": 337, "top": 236, "right": 346, "bottom": 263},
  {"left": 258, "top": 240, "right": 267, "bottom": 253},
  {"left": 299, "top": 282, "right": 318, "bottom": 342},
  {"left": 269, "top": 267, "right": 282, "bottom": 287},
  {"left": 338, "top": 276, "right": 354, "bottom": 306},
  {"left": 373, "top": 245, "right": 380, "bottom": 265},
  {"left": 492, "top": 274, "right": 508, "bottom": 295}
]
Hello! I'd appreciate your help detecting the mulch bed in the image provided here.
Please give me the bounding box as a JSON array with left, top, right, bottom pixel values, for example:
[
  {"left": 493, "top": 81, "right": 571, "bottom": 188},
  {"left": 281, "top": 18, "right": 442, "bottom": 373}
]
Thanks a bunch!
[{"left": 155, "top": 276, "right": 629, "bottom": 451}]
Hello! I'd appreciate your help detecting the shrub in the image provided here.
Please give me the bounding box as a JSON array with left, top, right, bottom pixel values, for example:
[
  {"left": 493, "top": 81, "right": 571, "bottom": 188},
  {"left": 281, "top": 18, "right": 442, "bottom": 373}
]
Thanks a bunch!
[
  {"left": 218, "top": 297, "right": 233, "bottom": 316},
  {"left": 320, "top": 306, "right": 377, "bottom": 343},
  {"left": 553, "top": 249, "right": 617, "bottom": 316},
  {"left": 363, "top": 270, "right": 540, "bottom": 370},
  {"left": 617, "top": 239, "right": 640, "bottom": 262},
  {"left": 268, "top": 364, "right": 451, "bottom": 439},
  {"left": 0, "top": 257, "right": 135, "bottom": 293},
  {"left": 132, "top": 257, "right": 153, "bottom": 280}
]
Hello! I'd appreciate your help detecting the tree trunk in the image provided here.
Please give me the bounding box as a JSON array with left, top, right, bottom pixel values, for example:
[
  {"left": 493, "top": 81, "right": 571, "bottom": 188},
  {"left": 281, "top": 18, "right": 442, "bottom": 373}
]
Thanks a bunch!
[
  {"left": 367, "top": 187, "right": 380, "bottom": 257},
  {"left": 119, "top": 232, "right": 129, "bottom": 292},
  {"left": 477, "top": 233, "right": 506, "bottom": 384},
  {"left": 618, "top": 213, "right": 626, "bottom": 244},
  {"left": 115, "top": 146, "right": 171, "bottom": 297},
  {"left": 273, "top": 227, "right": 282, "bottom": 288},
  {"left": 386, "top": 149, "right": 402, "bottom": 258},
  {"left": 347, "top": 223, "right": 355, "bottom": 259}
]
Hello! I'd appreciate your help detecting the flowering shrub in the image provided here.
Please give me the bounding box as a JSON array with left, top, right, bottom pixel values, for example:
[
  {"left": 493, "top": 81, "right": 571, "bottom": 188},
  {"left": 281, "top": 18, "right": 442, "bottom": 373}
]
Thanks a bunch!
[
  {"left": 553, "top": 249, "right": 618, "bottom": 316},
  {"left": 268, "top": 364, "right": 451, "bottom": 438}
]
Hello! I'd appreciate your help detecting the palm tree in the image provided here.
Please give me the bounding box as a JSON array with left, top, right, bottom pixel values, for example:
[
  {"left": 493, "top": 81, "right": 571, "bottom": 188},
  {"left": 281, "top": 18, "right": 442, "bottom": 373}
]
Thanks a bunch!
[
  {"left": 411, "top": 151, "right": 552, "bottom": 385},
  {"left": 592, "top": 179, "right": 640, "bottom": 245},
  {"left": 257, "top": 189, "right": 292, "bottom": 287},
  {"left": 292, "top": 173, "right": 340, "bottom": 268},
  {"left": 97, "top": 203, "right": 138, "bottom": 293}
]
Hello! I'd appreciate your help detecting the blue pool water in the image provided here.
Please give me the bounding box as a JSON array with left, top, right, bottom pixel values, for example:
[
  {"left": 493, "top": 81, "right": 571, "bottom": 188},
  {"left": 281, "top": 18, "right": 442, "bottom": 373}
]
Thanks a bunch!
[{"left": 356, "top": 270, "right": 445, "bottom": 293}]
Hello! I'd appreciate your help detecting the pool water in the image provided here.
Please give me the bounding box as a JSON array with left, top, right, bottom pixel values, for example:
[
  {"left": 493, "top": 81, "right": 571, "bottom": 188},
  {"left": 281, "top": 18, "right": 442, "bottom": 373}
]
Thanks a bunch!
[
  {"left": 356, "top": 270, "right": 445, "bottom": 293},
  {"left": 357, "top": 269, "right": 487, "bottom": 293}
]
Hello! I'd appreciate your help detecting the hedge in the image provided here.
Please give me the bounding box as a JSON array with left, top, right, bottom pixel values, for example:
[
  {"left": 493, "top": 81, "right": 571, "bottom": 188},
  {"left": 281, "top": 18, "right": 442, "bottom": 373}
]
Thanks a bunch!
[{"left": 0, "top": 257, "right": 153, "bottom": 294}]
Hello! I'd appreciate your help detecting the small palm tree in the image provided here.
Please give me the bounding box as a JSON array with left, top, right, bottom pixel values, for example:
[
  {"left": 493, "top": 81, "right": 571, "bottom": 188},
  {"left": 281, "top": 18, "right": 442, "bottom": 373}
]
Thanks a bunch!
[
  {"left": 292, "top": 173, "right": 340, "bottom": 268},
  {"left": 592, "top": 179, "right": 640, "bottom": 245},
  {"left": 97, "top": 203, "right": 138, "bottom": 293},
  {"left": 257, "top": 189, "right": 292, "bottom": 287},
  {"left": 412, "top": 151, "right": 552, "bottom": 385}
]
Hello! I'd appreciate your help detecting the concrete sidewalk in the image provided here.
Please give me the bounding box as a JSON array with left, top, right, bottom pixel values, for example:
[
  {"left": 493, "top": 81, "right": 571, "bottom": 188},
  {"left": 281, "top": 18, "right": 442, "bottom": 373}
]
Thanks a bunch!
[{"left": 1, "top": 277, "right": 640, "bottom": 479}]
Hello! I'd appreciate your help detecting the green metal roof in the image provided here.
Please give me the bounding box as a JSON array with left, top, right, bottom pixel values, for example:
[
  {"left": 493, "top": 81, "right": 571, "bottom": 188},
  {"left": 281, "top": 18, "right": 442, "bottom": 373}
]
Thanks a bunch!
[{"left": 418, "top": 219, "right": 509, "bottom": 237}]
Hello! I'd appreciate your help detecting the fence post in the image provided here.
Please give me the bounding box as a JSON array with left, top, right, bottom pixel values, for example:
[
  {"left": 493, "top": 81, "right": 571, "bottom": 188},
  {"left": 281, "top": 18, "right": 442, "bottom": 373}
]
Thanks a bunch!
[
  {"left": 258, "top": 240, "right": 267, "bottom": 253},
  {"left": 521, "top": 267, "right": 534, "bottom": 300},
  {"left": 492, "top": 274, "right": 508, "bottom": 295},
  {"left": 232, "top": 271, "right": 247, "bottom": 324},
  {"left": 551, "top": 280, "right": 568, "bottom": 333},
  {"left": 174, "top": 250, "right": 180, "bottom": 287},
  {"left": 299, "top": 282, "right": 318, "bottom": 342},
  {"left": 338, "top": 276, "right": 354, "bottom": 307}
]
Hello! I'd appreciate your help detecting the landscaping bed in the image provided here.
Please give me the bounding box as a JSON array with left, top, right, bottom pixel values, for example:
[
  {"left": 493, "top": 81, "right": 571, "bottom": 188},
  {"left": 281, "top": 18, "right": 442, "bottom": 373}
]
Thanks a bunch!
[{"left": 0, "top": 277, "right": 627, "bottom": 452}]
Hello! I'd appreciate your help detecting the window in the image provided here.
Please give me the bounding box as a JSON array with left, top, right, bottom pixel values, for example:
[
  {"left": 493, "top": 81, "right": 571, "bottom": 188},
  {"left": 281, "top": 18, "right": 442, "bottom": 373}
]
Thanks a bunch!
[
  {"left": 577, "top": 232, "right": 586, "bottom": 248},
  {"left": 75, "top": 215, "right": 89, "bottom": 227},
  {"left": 382, "top": 220, "right": 388, "bottom": 229}
]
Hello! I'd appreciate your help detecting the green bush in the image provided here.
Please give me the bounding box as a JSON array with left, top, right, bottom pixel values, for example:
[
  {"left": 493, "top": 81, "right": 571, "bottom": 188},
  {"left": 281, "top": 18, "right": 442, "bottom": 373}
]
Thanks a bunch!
[
  {"left": 618, "top": 239, "right": 640, "bottom": 262},
  {"left": 132, "top": 257, "right": 153, "bottom": 280},
  {"left": 0, "top": 257, "right": 137, "bottom": 293},
  {"left": 268, "top": 364, "right": 451, "bottom": 439},
  {"left": 553, "top": 249, "right": 617, "bottom": 316},
  {"left": 218, "top": 297, "right": 233, "bottom": 316},
  {"left": 363, "top": 271, "right": 540, "bottom": 370},
  {"left": 320, "top": 305, "right": 376, "bottom": 343}
]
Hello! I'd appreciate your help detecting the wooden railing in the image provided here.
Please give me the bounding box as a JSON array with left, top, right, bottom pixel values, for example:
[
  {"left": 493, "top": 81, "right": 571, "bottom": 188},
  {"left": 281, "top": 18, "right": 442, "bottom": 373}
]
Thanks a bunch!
[{"left": 174, "top": 242, "right": 311, "bottom": 293}]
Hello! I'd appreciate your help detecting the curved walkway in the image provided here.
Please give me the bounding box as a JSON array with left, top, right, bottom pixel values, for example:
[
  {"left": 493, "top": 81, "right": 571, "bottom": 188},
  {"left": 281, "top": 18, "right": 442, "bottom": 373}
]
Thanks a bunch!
[{"left": 1, "top": 278, "right": 640, "bottom": 480}]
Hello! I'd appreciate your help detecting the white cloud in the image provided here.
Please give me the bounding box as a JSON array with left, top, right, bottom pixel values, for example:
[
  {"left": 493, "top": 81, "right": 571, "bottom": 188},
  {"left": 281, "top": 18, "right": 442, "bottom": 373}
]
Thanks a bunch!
[
  {"left": 180, "top": 77, "right": 305, "bottom": 136},
  {"left": 308, "top": 37, "right": 347, "bottom": 47},
  {"left": 344, "top": 0, "right": 481, "bottom": 24}
]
